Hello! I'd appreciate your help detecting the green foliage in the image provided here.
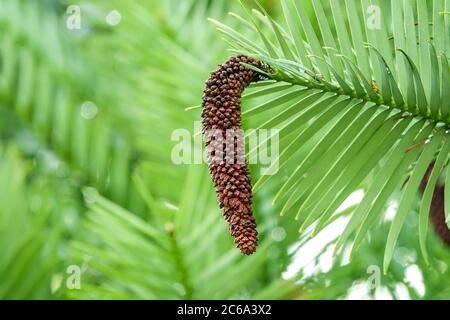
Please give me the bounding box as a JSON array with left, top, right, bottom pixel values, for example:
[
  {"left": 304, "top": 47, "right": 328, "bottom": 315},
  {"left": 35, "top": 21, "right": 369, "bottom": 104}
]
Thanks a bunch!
[
  {"left": 0, "top": 0, "right": 298, "bottom": 300},
  {"left": 69, "top": 167, "right": 296, "bottom": 299},
  {"left": 0, "top": 0, "right": 138, "bottom": 209},
  {"left": 0, "top": 146, "right": 80, "bottom": 299},
  {"left": 1, "top": 0, "right": 450, "bottom": 300},
  {"left": 301, "top": 212, "right": 450, "bottom": 300}
]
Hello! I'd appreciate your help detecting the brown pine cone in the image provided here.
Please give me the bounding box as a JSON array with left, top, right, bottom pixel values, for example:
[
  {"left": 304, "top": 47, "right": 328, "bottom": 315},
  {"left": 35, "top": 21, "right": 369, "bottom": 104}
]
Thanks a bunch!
[
  {"left": 201, "top": 55, "right": 268, "bottom": 255},
  {"left": 420, "top": 162, "right": 450, "bottom": 246}
]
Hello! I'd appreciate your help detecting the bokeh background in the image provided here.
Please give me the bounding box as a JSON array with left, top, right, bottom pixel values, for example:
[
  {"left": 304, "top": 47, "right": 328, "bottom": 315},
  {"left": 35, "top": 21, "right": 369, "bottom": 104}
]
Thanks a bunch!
[{"left": 0, "top": 0, "right": 449, "bottom": 300}]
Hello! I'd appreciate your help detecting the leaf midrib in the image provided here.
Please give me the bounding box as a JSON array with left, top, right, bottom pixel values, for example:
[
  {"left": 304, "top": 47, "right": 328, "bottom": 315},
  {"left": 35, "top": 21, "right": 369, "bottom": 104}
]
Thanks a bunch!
[{"left": 270, "top": 73, "right": 448, "bottom": 126}]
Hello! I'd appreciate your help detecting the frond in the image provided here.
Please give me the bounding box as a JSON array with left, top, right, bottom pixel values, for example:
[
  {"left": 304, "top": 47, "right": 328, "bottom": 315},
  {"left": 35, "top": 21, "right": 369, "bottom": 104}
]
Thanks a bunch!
[{"left": 212, "top": 0, "right": 450, "bottom": 272}]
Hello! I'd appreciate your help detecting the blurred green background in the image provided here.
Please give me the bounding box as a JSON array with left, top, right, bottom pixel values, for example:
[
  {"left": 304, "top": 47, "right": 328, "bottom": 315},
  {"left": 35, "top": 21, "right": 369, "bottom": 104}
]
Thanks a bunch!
[{"left": 0, "top": 0, "right": 449, "bottom": 300}]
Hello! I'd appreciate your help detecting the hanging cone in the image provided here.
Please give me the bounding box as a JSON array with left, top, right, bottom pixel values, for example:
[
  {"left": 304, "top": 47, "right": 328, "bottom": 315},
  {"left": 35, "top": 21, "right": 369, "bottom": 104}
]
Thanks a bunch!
[
  {"left": 420, "top": 162, "right": 450, "bottom": 246},
  {"left": 201, "top": 55, "right": 268, "bottom": 255}
]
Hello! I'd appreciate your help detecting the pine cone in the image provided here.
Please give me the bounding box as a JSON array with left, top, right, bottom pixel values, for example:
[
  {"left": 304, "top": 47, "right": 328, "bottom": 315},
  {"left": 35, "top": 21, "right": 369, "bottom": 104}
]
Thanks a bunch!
[
  {"left": 201, "top": 55, "right": 268, "bottom": 255},
  {"left": 420, "top": 162, "right": 450, "bottom": 246}
]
